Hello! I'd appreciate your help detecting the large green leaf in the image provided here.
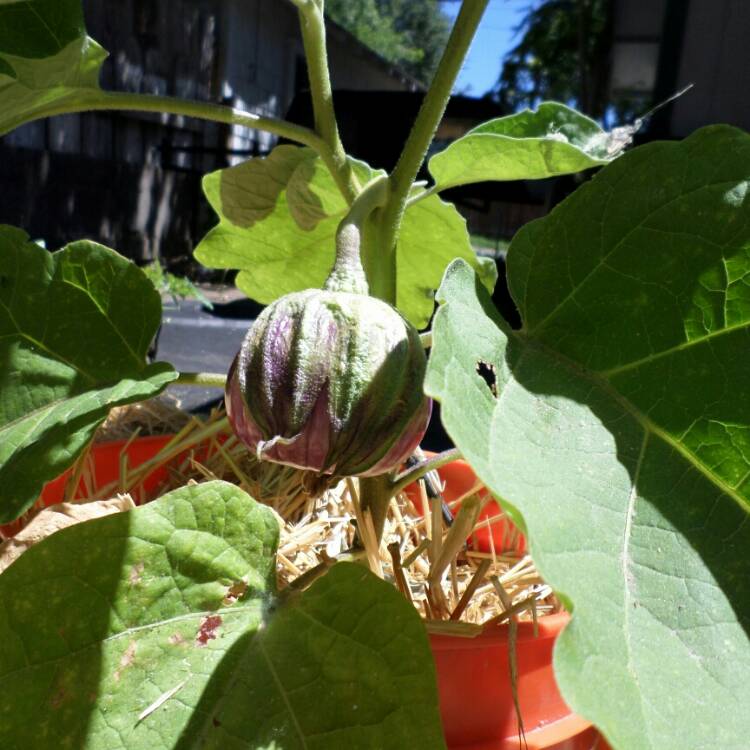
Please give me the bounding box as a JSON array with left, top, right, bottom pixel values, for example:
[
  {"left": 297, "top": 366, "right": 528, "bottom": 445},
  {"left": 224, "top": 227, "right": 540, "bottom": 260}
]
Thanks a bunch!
[
  {"left": 195, "top": 145, "right": 491, "bottom": 329},
  {"left": 0, "top": 0, "right": 106, "bottom": 136},
  {"left": 398, "top": 189, "right": 496, "bottom": 326},
  {"left": 428, "top": 102, "right": 613, "bottom": 191},
  {"left": 0, "top": 226, "right": 177, "bottom": 522},
  {"left": 0, "top": 480, "right": 446, "bottom": 749},
  {"left": 425, "top": 126, "right": 750, "bottom": 750}
]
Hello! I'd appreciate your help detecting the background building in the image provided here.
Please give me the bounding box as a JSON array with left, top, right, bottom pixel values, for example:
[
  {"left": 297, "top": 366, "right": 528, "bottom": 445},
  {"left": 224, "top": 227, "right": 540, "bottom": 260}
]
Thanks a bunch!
[
  {"left": 611, "top": 0, "right": 750, "bottom": 136},
  {"left": 0, "top": 0, "right": 419, "bottom": 262}
]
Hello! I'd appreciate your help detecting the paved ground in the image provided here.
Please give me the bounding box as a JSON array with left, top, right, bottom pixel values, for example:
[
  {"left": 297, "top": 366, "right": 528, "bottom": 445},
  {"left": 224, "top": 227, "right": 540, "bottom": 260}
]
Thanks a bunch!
[{"left": 154, "top": 296, "right": 257, "bottom": 413}]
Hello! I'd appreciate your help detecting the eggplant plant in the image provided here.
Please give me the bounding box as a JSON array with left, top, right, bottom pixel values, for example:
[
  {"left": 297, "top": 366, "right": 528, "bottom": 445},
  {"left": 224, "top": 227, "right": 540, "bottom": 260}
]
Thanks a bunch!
[{"left": 0, "top": 1, "right": 748, "bottom": 749}]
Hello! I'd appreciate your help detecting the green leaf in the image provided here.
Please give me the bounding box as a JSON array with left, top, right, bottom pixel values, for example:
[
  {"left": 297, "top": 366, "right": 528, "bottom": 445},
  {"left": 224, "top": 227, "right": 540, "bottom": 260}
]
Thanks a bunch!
[
  {"left": 0, "top": 226, "right": 177, "bottom": 522},
  {"left": 195, "top": 145, "right": 491, "bottom": 328},
  {"left": 425, "top": 126, "right": 750, "bottom": 750},
  {"left": 0, "top": 480, "right": 446, "bottom": 749},
  {"left": 195, "top": 146, "right": 378, "bottom": 304},
  {"left": 428, "top": 102, "right": 612, "bottom": 191},
  {"left": 0, "top": 0, "right": 106, "bottom": 136},
  {"left": 398, "top": 190, "right": 496, "bottom": 327}
]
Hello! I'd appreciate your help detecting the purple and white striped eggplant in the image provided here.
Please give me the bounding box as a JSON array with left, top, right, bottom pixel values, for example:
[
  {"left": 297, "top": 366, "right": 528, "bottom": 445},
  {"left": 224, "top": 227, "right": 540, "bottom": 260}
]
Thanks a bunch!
[{"left": 225, "top": 288, "right": 431, "bottom": 477}]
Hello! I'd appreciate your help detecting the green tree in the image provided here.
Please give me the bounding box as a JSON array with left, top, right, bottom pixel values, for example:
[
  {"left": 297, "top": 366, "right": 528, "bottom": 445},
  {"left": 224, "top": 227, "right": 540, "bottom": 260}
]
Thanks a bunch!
[
  {"left": 325, "top": 0, "right": 450, "bottom": 85},
  {"left": 491, "top": 0, "right": 614, "bottom": 119}
]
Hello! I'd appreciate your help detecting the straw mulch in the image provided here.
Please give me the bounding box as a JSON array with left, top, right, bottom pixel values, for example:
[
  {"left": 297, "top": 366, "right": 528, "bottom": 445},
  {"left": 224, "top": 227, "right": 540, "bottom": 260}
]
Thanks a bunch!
[{"left": 7, "top": 400, "right": 562, "bottom": 633}]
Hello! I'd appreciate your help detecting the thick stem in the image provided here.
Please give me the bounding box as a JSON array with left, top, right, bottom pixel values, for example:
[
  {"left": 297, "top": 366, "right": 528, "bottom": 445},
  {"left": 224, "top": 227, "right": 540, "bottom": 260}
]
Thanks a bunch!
[
  {"left": 295, "top": 1, "right": 360, "bottom": 203},
  {"left": 372, "top": 0, "right": 490, "bottom": 303},
  {"left": 174, "top": 371, "right": 227, "bottom": 389},
  {"left": 358, "top": 474, "right": 396, "bottom": 546},
  {"left": 8, "top": 91, "right": 353, "bottom": 196},
  {"left": 324, "top": 175, "right": 389, "bottom": 294}
]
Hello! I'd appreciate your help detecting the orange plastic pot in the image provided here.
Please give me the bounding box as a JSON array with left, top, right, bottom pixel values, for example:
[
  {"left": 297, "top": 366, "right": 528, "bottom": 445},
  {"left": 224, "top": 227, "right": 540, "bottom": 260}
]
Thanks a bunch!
[
  {"left": 0, "top": 435, "right": 178, "bottom": 538},
  {"left": 405, "top": 455, "right": 526, "bottom": 555},
  {"left": 410, "top": 457, "right": 607, "bottom": 749},
  {"left": 431, "top": 616, "right": 607, "bottom": 749},
  {"left": 38, "top": 435, "right": 176, "bottom": 507}
]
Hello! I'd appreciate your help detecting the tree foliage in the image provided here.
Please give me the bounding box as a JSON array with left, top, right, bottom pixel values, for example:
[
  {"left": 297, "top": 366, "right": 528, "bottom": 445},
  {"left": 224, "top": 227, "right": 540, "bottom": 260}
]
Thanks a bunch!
[
  {"left": 491, "top": 0, "right": 614, "bottom": 119},
  {"left": 325, "top": 0, "right": 450, "bottom": 85}
]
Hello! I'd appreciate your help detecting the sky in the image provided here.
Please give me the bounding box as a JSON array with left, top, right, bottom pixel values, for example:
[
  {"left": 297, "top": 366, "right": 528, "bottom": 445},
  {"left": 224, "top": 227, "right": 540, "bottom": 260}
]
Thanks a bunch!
[{"left": 439, "top": 0, "right": 530, "bottom": 98}]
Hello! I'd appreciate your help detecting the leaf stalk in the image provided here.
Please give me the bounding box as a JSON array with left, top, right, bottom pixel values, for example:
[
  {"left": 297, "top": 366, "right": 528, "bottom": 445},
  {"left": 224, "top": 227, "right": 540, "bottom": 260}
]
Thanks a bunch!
[
  {"left": 4, "top": 91, "right": 352, "bottom": 201},
  {"left": 295, "top": 0, "right": 360, "bottom": 203},
  {"left": 372, "top": 0, "right": 490, "bottom": 303},
  {"left": 174, "top": 372, "right": 228, "bottom": 389}
]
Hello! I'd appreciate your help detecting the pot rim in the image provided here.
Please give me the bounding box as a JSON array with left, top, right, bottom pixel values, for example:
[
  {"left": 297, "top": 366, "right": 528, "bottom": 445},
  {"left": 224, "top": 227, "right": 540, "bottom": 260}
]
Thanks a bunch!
[{"left": 429, "top": 610, "right": 569, "bottom": 650}]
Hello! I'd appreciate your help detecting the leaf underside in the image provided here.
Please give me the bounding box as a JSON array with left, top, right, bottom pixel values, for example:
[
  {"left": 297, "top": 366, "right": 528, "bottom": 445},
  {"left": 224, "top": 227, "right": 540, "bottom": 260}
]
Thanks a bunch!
[
  {"left": 194, "top": 145, "right": 491, "bottom": 329},
  {"left": 428, "top": 102, "right": 612, "bottom": 191},
  {"left": 0, "top": 226, "right": 176, "bottom": 522},
  {"left": 0, "top": 481, "right": 446, "bottom": 749},
  {"left": 425, "top": 125, "right": 750, "bottom": 750}
]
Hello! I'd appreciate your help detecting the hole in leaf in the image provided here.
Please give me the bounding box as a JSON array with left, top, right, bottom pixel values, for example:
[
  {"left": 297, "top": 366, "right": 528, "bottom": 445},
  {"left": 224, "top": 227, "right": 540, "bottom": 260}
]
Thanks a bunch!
[{"left": 476, "top": 360, "right": 498, "bottom": 397}]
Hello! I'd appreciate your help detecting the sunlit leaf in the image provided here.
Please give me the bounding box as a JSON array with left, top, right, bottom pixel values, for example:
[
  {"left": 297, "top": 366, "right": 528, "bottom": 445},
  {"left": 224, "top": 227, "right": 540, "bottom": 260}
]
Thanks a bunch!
[
  {"left": 195, "top": 146, "right": 491, "bottom": 328},
  {"left": 425, "top": 126, "right": 750, "bottom": 750},
  {"left": 429, "top": 102, "right": 612, "bottom": 191}
]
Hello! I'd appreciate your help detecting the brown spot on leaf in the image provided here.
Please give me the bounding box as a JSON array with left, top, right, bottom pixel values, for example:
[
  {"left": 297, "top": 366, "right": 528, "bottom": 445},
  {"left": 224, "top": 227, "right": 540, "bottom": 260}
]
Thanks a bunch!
[
  {"left": 49, "top": 688, "right": 67, "bottom": 709},
  {"left": 212, "top": 717, "right": 222, "bottom": 727},
  {"left": 222, "top": 580, "right": 249, "bottom": 606},
  {"left": 129, "top": 562, "right": 145, "bottom": 586},
  {"left": 195, "top": 615, "right": 222, "bottom": 647},
  {"left": 168, "top": 633, "right": 186, "bottom": 646},
  {"left": 114, "top": 640, "right": 137, "bottom": 681}
]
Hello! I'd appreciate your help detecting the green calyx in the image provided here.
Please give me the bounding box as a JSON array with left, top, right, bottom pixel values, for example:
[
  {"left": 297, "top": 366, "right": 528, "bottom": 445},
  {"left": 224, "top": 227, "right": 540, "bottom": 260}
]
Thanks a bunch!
[{"left": 324, "top": 175, "right": 390, "bottom": 296}]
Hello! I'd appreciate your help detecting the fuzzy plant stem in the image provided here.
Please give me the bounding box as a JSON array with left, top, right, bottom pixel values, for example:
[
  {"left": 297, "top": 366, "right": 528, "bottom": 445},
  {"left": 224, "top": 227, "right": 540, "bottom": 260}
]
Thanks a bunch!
[
  {"left": 371, "top": 0, "right": 491, "bottom": 303},
  {"left": 7, "top": 91, "right": 349, "bottom": 188},
  {"left": 324, "top": 175, "right": 389, "bottom": 294},
  {"left": 293, "top": 0, "right": 360, "bottom": 203},
  {"left": 174, "top": 372, "right": 228, "bottom": 389},
  {"left": 390, "top": 448, "right": 462, "bottom": 496}
]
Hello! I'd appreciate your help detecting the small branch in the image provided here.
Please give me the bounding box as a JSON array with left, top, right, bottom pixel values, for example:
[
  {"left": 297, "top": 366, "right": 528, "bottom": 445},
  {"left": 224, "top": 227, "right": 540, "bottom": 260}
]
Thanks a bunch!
[
  {"left": 372, "top": 0, "right": 490, "bottom": 303},
  {"left": 406, "top": 184, "right": 439, "bottom": 208},
  {"left": 391, "top": 448, "right": 461, "bottom": 496},
  {"left": 174, "top": 372, "right": 227, "bottom": 389},
  {"left": 7, "top": 90, "right": 359, "bottom": 200},
  {"left": 295, "top": 1, "right": 360, "bottom": 203}
]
